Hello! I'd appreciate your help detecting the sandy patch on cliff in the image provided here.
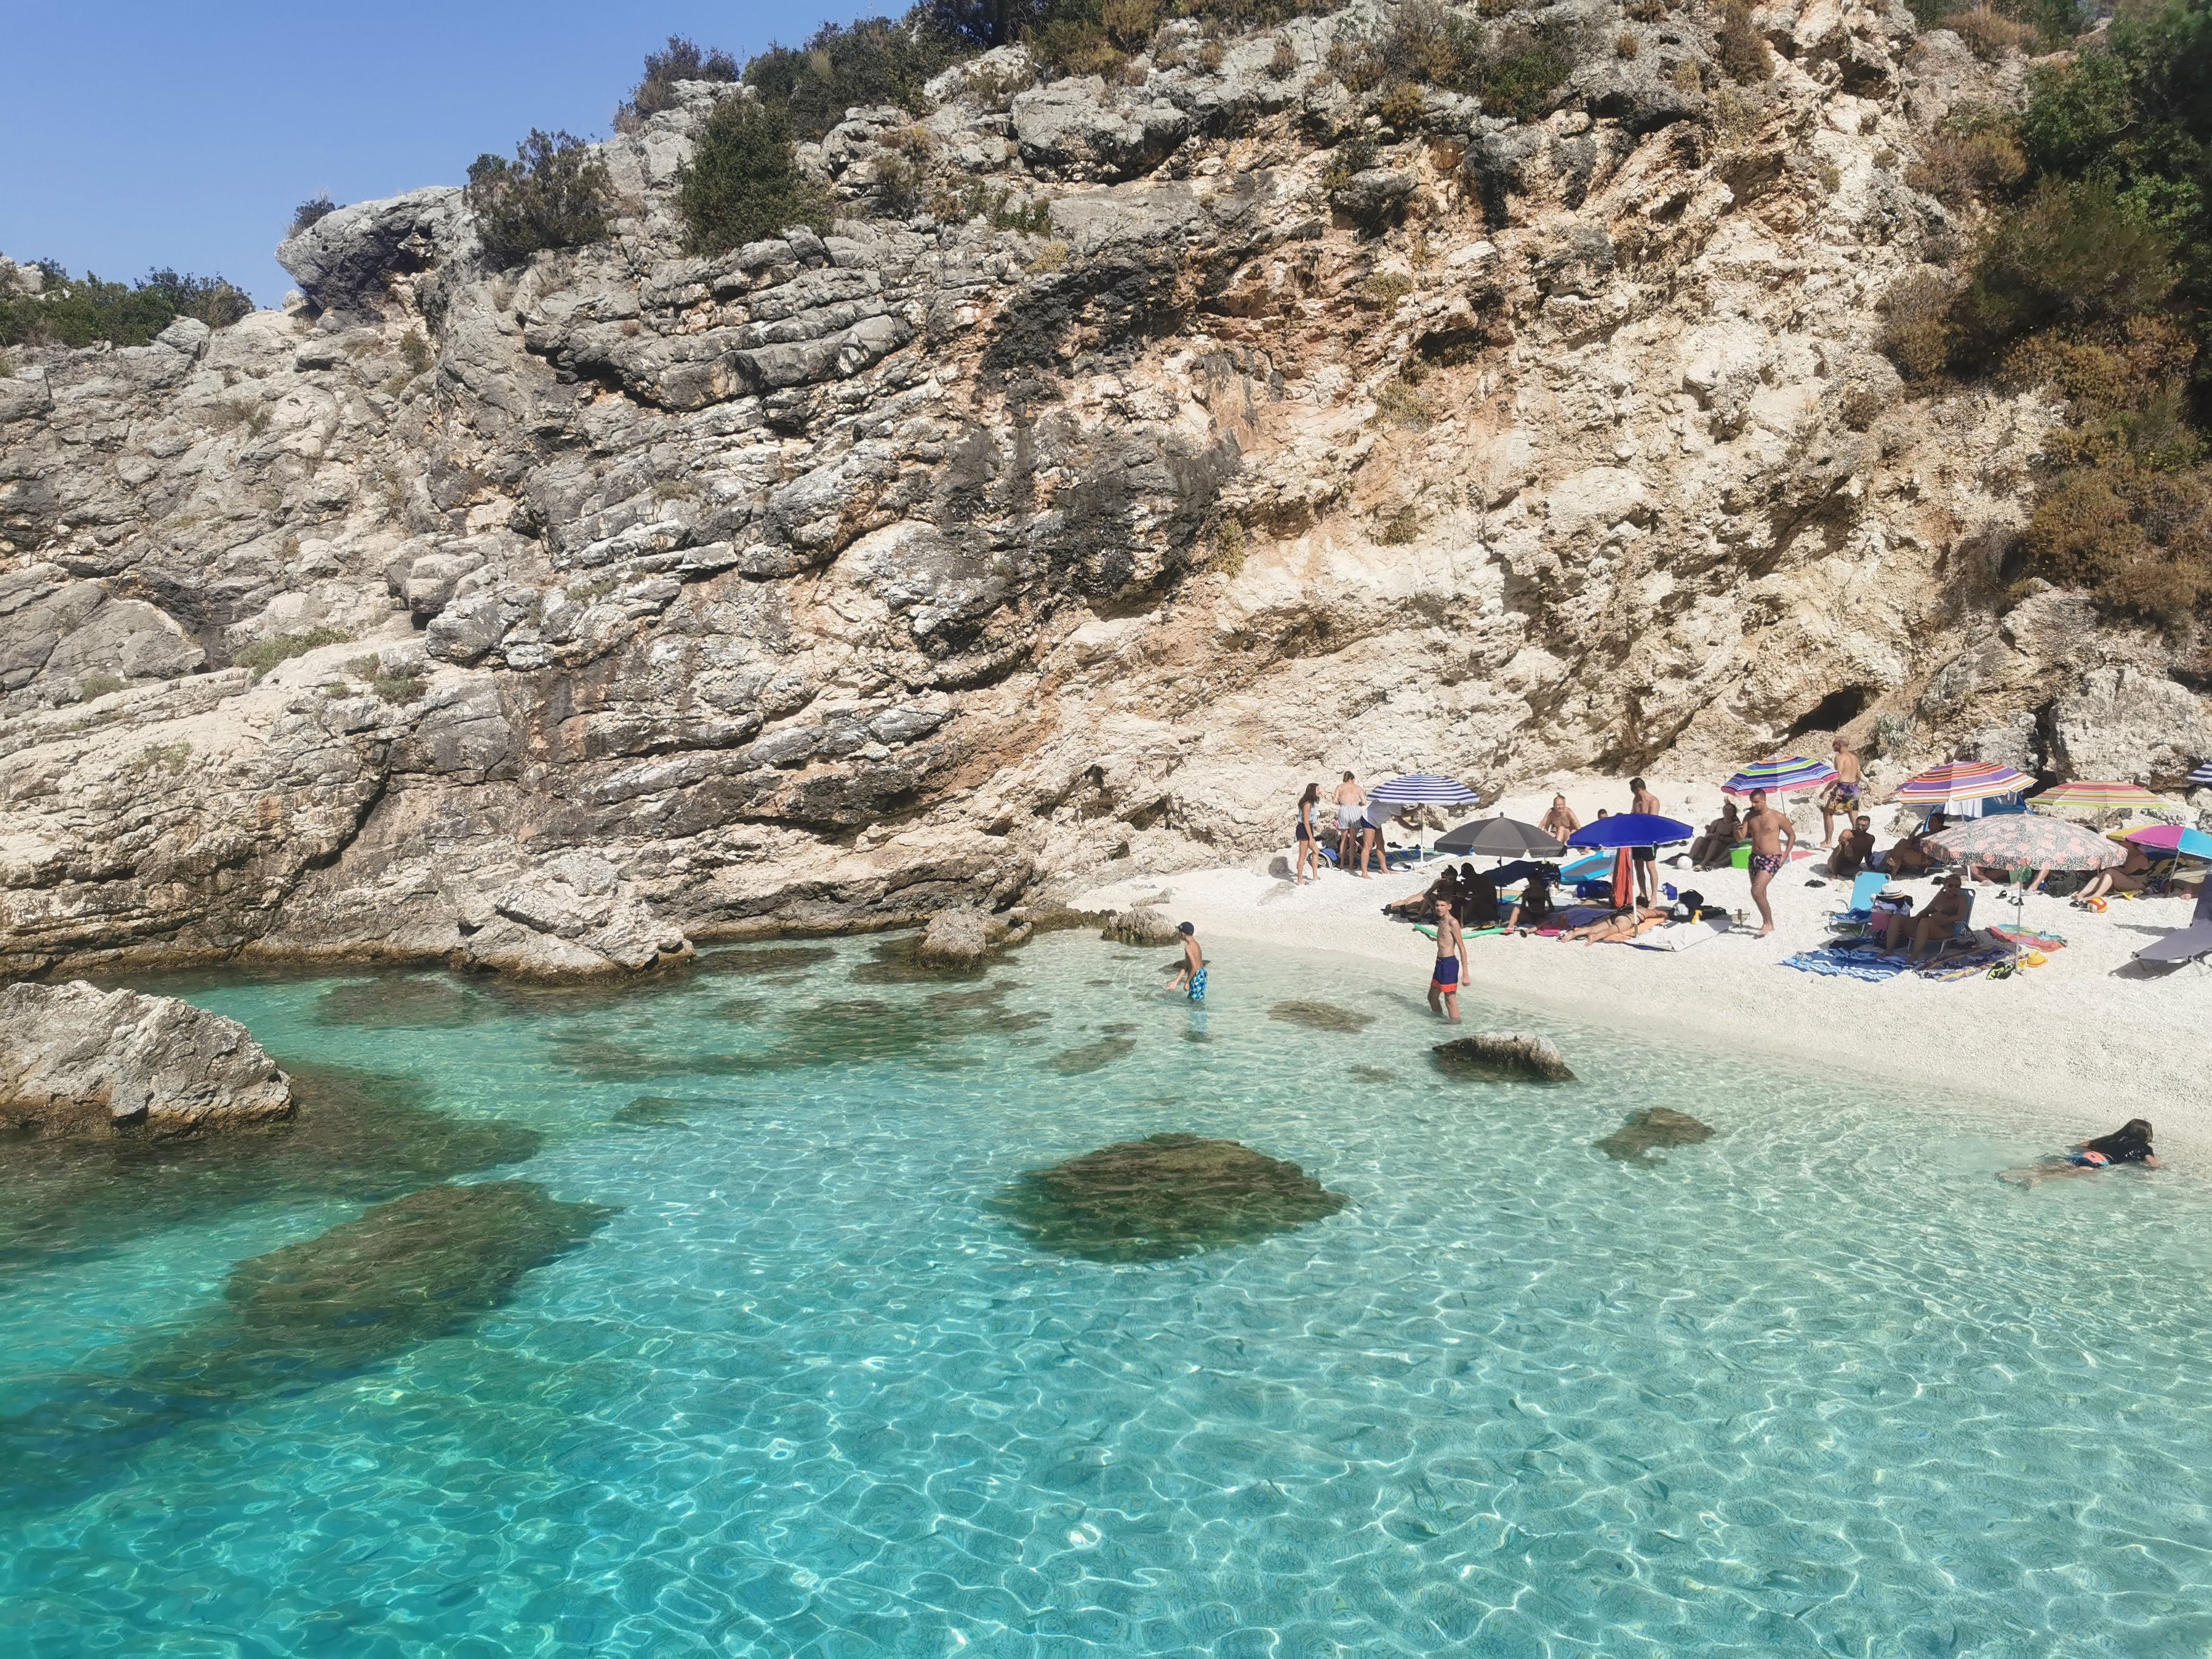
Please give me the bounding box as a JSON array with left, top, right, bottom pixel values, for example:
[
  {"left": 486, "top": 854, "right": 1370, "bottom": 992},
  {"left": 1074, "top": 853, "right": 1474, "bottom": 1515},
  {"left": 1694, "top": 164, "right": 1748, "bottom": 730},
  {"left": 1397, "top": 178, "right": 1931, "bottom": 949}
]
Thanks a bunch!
[{"left": 1079, "top": 776, "right": 2212, "bottom": 1163}]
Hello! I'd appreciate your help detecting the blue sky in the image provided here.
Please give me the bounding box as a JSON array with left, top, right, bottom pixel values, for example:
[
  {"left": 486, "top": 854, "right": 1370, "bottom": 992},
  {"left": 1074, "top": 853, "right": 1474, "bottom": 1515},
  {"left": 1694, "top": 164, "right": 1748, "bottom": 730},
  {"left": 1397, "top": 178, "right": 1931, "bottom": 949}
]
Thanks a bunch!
[{"left": 0, "top": 2, "right": 871, "bottom": 306}]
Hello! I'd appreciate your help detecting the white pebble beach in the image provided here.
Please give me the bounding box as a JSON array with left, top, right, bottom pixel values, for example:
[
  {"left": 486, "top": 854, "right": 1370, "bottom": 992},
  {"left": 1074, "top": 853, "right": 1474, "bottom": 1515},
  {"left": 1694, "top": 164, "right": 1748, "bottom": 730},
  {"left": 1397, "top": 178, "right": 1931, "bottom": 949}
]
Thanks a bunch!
[{"left": 1079, "top": 774, "right": 2212, "bottom": 1161}]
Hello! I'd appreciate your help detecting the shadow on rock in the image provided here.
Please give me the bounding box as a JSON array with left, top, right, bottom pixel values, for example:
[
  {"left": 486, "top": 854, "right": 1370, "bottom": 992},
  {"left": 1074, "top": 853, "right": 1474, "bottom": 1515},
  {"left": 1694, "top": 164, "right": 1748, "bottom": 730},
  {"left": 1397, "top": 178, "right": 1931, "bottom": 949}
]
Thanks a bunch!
[
  {"left": 1268, "top": 1000, "right": 1374, "bottom": 1034},
  {"left": 1594, "top": 1108, "right": 1714, "bottom": 1164},
  {"left": 315, "top": 975, "right": 491, "bottom": 1030},
  {"left": 0, "top": 1066, "right": 541, "bottom": 1275},
  {"left": 0, "top": 1181, "right": 611, "bottom": 1507},
  {"left": 999, "top": 1133, "right": 1347, "bottom": 1262}
]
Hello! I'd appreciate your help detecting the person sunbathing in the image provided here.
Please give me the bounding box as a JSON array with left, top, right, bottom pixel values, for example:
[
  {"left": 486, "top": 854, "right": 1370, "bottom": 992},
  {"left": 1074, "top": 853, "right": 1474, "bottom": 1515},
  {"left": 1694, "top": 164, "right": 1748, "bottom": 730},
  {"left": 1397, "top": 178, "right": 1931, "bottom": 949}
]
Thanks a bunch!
[
  {"left": 2074, "top": 843, "right": 2153, "bottom": 905},
  {"left": 2000, "top": 1118, "right": 2160, "bottom": 1186},
  {"left": 1884, "top": 873, "right": 1969, "bottom": 960},
  {"left": 1826, "top": 815, "right": 1877, "bottom": 879},
  {"left": 1561, "top": 901, "right": 1667, "bottom": 943},
  {"left": 1498, "top": 872, "right": 1555, "bottom": 933},
  {"left": 1881, "top": 811, "right": 1947, "bottom": 877},
  {"left": 1384, "top": 871, "right": 1460, "bottom": 922},
  {"left": 1687, "top": 803, "right": 1745, "bottom": 870}
]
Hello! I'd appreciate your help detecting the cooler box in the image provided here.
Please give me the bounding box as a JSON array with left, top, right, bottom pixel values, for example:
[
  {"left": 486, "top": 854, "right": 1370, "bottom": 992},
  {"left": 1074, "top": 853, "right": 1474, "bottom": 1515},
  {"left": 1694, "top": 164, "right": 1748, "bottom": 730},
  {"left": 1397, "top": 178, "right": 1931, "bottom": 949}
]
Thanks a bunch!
[{"left": 1731, "top": 845, "right": 1751, "bottom": 870}]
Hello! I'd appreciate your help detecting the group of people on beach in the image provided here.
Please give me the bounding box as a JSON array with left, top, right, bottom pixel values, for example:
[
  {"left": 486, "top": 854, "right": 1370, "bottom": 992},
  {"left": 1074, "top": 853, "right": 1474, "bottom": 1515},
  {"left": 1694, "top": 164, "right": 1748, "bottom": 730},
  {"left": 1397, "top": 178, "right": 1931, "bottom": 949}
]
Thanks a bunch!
[{"left": 1293, "top": 774, "right": 1430, "bottom": 883}]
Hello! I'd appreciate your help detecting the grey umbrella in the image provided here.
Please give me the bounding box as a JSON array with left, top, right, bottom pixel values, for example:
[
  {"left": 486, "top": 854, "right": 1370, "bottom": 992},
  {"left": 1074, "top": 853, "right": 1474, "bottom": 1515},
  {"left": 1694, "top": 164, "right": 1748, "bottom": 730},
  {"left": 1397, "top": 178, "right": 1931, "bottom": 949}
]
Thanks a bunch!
[{"left": 1434, "top": 816, "right": 1569, "bottom": 859}]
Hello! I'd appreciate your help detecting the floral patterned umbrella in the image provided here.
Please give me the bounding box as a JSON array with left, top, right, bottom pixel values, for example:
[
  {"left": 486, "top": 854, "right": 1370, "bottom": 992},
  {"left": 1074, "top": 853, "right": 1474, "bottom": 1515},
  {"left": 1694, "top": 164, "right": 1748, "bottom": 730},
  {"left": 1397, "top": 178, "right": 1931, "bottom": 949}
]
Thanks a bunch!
[{"left": 1925, "top": 814, "right": 2127, "bottom": 872}]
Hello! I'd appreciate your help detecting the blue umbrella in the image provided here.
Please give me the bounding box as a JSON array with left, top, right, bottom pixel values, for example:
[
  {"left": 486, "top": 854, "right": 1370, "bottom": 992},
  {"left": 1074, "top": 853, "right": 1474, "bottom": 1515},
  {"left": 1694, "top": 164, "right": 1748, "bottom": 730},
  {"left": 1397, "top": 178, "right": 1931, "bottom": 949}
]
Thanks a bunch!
[
  {"left": 1367, "top": 773, "right": 1480, "bottom": 808},
  {"left": 1566, "top": 813, "right": 1695, "bottom": 849}
]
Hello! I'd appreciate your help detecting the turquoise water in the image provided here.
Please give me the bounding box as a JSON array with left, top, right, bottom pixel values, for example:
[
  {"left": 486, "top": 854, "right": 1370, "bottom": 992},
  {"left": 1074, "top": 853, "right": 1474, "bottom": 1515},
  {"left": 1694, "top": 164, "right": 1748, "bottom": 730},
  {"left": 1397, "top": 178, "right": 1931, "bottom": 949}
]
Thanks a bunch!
[{"left": 3, "top": 933, "right": 2210, "bottom": 1657}]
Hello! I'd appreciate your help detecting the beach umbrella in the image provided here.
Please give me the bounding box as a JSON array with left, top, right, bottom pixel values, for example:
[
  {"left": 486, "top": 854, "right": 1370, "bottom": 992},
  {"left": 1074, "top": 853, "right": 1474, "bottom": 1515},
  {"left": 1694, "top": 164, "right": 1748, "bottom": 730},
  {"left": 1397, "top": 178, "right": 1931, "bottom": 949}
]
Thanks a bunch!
[
  {"left": 2031, "top": 781, "right": 2163, "bottom": 818},
  {"left": 1925, "top": 815, "right": 2126, "bottom": 872},
  {"left": 2126, "top": 823, "right": 2212, "bottom": 861},
  {"left": 1566, "top": 813, "right": 1695, "bottom": 849},
  {"left": 1367, "top": 773, "right": 1481, "bottom": 808},
  {"left": 1434, "top": 816, "right": 1567, "bottom": 858},
  {"left": 1721, "top": 755, "right": 1838, "bottom": 797},
  {"left": 1893, "top": 760, "right": 2032, "bottom": 806},
  {"left": 2190, "top": 760, "right": 2212, "bottom": 788}
]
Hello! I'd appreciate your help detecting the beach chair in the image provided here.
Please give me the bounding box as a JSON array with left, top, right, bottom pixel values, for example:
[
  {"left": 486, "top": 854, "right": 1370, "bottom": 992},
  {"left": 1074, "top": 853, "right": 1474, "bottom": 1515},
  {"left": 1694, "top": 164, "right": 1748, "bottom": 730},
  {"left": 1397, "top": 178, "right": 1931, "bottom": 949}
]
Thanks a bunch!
[
  {"left": 2137, "top": 878, "right": 2212, "bottom": 965},
  {"left": 1926, "top": 891, "right": 1979, "bottom": 958},
  {"left": 1825, "top": 872, "right": 1894, "bottom": 942}
]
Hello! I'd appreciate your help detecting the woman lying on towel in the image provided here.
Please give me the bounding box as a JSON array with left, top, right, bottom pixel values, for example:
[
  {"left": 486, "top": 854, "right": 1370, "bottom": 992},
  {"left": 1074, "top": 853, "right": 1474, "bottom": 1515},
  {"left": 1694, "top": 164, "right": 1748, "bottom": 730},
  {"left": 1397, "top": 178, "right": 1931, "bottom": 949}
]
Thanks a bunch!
[
  {"left": 1498, "top": 870, "right": 1556, "bottom": 934},
  {"left": 1384, "top": 870, "right": 1460, "bottom": 922},
  {"left": 2000, "top": 1118, "right": 2160, "bottom": 1186},
  {"left": 1560, "top": 901, "right": 1671, "bottom": 944}
]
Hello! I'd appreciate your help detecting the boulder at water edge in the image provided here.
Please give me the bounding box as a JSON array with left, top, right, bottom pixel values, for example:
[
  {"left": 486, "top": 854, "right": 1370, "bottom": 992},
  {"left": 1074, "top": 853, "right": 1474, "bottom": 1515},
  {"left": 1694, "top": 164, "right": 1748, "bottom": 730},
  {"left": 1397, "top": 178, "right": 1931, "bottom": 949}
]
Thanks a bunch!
[
  {"left": 1430, "top": 1032, "right": 1577, "bottom": 1083},
  {"left": 917, "top": 907, "right": 993, "bottom": 966},
  {"left": 0, "top": 980, "right": 294, "bottom": 1135},
  {"left": 1103, "top": 906, "right": 1181, "bottom": 947}
]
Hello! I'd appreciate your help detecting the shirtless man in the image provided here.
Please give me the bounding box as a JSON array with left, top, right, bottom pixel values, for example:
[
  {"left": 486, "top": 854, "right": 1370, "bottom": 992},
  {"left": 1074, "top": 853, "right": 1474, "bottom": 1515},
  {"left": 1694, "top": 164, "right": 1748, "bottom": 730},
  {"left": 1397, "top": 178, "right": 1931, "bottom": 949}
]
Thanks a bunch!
[
  {"left": 1826, "top": 814, "right": 1877, "bottom": 879},
  {"left": 1743, "top": 787, "right": 1795, "bottom": 936},
  {"left": 1629, "top": 776, "right": 1663, "bottom": 904},
  {"left": 1819, "top": 737, "right": 1863, "bottom": 848},
  {"left": 1538, "top": 794, "right": 1581, "bottom": 842},
  {"left": 1168, "top": 921, "right": 1207, "bottom": 1002},
  {"left": 1333, "top": 773, "right": 1369, "bottom": 877},
  {"left": 1428, "top": 897, "right": 1469, "bottom": 1024}
]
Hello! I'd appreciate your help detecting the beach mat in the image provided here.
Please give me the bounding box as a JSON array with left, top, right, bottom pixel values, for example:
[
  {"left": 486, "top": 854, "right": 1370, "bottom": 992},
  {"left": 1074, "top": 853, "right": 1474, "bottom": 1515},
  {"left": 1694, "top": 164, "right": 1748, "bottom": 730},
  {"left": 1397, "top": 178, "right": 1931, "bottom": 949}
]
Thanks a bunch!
[
  {"left": 1782, "top": 943, "right": 2012, "bottom": 983},
  {"left": 1628, "top": 917, "right": 1734, "bottom": 953},
  {"left": 1989, "top": 927, "right": 2067, "bottom": 952}
]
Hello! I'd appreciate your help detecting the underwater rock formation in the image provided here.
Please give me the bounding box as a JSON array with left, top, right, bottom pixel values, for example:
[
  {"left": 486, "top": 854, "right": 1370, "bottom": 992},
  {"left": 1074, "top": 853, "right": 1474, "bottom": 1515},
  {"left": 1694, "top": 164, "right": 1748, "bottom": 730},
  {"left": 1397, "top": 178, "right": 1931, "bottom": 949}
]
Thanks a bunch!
[
  {"left": 1594, "top": 1107, "right": 1715, "bottom": 1162},
  {"left": 1431, "top": 1031, "right": 1577, "bottom": 1082},
  {"left": 1001, "top": 1131, "right": 1346, "bottom": 1261},
  {"left": 1267, "top": 999, "right": 1373, "bottom": 1033},
  {"left": 0, "top": 979, "right": 292, "bottom": 1134}
]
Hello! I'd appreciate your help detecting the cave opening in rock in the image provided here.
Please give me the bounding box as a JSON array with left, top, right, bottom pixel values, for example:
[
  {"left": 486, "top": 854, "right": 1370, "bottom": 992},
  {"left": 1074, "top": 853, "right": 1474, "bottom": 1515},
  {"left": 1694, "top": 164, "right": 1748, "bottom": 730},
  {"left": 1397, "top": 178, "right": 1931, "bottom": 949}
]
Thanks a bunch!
[{"left": 1785, "top": 687, "right": 1871, "bottom": 740}]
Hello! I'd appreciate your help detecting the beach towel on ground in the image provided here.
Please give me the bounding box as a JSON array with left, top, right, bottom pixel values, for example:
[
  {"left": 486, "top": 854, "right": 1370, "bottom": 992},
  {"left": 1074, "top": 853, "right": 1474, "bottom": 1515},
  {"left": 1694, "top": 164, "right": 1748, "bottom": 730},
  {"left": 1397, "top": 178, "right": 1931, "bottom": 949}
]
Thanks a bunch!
[
  {"left": 1781, "top": 946, "right": 1911, "bottom": 982},
  {"left": 1629, "top": 916, "right": 1733, "bottom": 952},
  {"left": 1989, "top": 927, "right": 2067, "bottom": 952}
]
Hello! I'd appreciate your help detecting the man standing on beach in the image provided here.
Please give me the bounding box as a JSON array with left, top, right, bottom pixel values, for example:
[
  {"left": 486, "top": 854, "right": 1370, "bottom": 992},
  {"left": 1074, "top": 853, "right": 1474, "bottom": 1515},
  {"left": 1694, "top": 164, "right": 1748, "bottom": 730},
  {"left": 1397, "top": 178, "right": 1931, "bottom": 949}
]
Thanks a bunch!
[
  {"left": 1743, "top": 787, "right": 1795, "bottom": 937},
  {"left": 1820, "top": 737, "right": 1863, "bottom": 848},
  {"left": 1629, "top": 776, "right": 1662, "bottom": 905},
  {"left": 1333, "top": 773, "right": 1369, "bottom": 877},
  {"left": 1428, "top": 897, "right": 1468, "bottom": 1024}
]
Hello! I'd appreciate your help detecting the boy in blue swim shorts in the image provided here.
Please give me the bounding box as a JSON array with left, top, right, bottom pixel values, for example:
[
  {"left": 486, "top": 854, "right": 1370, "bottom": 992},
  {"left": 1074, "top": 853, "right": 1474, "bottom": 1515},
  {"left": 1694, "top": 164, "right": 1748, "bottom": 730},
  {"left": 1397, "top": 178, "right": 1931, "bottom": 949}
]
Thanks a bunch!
[
  {"left": 1428, "top": 897, "right": 1468, "bottom": 1024},
  {"left": 1170, "top": 922, "right": 1207, "bottom": 1002}
]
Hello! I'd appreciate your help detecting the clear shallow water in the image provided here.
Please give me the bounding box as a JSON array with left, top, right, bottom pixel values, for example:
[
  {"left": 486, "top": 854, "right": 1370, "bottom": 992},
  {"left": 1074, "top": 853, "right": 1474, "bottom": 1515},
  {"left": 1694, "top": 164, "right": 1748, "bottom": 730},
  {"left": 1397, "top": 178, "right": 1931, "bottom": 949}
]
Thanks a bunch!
[{"left": 3, "top": 934, "right": 2210, "bottom": 1658}]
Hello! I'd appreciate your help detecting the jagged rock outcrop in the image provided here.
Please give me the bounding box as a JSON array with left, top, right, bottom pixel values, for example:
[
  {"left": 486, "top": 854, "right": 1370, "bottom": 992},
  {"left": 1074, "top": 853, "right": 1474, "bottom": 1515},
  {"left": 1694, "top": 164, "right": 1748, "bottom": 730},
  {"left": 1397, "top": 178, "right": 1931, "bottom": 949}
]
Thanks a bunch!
[
  {"left": 0, "top": 979, "right": 293, "bottom": 1133},
  {"left": 1432, "top": 1031, "right": 1577, "bottom": 1082},
  {"left": 1, "top": 2, "right": 2207, "bottom": 976}
]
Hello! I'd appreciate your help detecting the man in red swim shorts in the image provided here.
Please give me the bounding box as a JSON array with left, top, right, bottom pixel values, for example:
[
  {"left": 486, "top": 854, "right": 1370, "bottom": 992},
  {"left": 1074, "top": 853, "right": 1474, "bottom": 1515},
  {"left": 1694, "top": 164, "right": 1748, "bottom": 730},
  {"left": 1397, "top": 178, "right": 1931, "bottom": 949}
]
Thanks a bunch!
[{"left": 1429, "top": 897, "right": 1469, "bottom": 1024}]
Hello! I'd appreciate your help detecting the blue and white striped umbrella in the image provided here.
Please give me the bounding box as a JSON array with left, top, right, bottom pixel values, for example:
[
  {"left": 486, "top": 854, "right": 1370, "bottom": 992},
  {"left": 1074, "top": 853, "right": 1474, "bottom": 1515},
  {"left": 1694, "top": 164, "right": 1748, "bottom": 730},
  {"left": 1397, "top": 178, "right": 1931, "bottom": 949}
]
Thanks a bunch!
[
  {"left": 1367, "top": 773, "right": 1481, "bottom": 808},
  {"left": 2191, "top": 760, "right": 2212, "bottom": 788}
]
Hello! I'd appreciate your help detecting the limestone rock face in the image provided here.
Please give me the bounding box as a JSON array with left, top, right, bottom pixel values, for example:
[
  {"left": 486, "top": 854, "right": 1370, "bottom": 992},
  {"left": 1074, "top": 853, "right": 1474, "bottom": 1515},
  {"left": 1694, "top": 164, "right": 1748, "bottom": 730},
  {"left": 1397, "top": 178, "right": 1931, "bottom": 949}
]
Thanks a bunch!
[
  {"left": 3, "top": 6, "right": 2208, "bottom": 977},
  {"left": 0, "top": 980, "right": 294, "bottom": 1134}
]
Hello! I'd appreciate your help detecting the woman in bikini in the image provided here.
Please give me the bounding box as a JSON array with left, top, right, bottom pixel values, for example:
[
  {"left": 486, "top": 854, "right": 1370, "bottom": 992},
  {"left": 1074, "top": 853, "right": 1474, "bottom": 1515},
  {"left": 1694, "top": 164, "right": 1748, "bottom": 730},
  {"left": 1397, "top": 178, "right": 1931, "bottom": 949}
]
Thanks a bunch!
[
  {"left": 2001, "top": 1118, "right": 2160, "bottom": 1185},
  {"left": 1293, "top": 782, "right": 1322, "bottom": 885}
]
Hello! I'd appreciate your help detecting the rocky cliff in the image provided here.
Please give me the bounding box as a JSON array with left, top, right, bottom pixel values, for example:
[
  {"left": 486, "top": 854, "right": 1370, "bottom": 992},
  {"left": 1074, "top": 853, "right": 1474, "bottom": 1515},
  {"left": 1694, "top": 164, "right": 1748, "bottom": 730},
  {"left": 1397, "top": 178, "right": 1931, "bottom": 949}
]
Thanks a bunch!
[{"left": 3, "top": 0, "right": 2208, "bottom": 977}]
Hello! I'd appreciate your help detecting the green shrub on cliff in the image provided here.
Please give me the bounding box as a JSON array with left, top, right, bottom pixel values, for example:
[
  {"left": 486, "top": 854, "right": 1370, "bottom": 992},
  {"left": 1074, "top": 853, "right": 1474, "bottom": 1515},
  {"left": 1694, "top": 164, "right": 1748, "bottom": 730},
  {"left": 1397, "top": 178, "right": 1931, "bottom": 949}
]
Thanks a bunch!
[
  {"left": 745, "top": 16, "right": 965, "bottom": 138},
  {"left": 465, "top": 130, "right": 612, "bottom": 266},
  {"left": 0, "top": 264, "right": 250, "bottom": 348},
  {"left": 677, "top": 99, "right": 833, "bottom": 252},
  {"left": 624, "top": 34, "right": 740, "bottom": 121}
]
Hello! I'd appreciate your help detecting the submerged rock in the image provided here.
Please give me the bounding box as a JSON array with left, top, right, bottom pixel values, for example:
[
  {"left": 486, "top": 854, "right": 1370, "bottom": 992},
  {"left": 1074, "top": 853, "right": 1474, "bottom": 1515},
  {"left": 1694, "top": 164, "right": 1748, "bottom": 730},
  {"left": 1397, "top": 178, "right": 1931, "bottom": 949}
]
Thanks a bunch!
[
  {"left": 222, "top": 1181, "right": 612, "bottom": 1374},
  {"left": 0, "top": 1064, "right": 541, "bottom": 1273},
  {"left": 315, "top": 976, "right": 488, "bottom": 1029},
  {"left": 1349, "top": 1065, "right": 1397, "bottom": 1083},
  {"left": 1045, "top": 1035, "right": 1137, "bottom": 1074},
  {"left": 708, "top": 945, "right": 838, "bottom": 975},
  {"left": 0, "top": 980, "right": 293, "bottom": 1136},
  {"left": 612, "top": 1095, "right": 699, "bottom": 1129},
  {"left": 1001, "top": 1133, "right": 1346, "bottom": 1261},
  {"left": 850, "top": 932, "right": 992, "bottom": 984},
  {"left": 1594, "top": 1107, "right": 1714, "bottom": 1164},
  {"left": 1268, "top": 999, "right": 1373, "bottom": 1034},
  {"left": 1430, "top": 1032, "right": 1577, "bottom": 1083}
]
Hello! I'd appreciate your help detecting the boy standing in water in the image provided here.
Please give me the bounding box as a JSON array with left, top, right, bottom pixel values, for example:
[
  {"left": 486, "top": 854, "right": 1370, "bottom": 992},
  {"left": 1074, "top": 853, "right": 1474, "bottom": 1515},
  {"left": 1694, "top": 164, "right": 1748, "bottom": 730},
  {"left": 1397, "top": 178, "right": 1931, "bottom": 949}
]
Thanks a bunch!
[
  {"left": 1168, "top": 921, "right": 1207, "bottom": 1002},
  {"left": 1428, "top": 897, "right": 1468, "bottom": 1024}
]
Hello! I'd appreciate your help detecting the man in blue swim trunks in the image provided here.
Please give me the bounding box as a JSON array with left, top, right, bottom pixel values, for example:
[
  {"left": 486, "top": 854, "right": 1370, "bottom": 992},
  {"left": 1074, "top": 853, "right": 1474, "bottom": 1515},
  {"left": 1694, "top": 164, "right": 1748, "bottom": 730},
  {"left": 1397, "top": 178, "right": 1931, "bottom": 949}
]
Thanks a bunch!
[
  {"left": 1170, "top": 921, "right": 1207, "bottom": 1002},
  {"left": 1428, "top": 897, "right": 1468, "bottom": 1024}
]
